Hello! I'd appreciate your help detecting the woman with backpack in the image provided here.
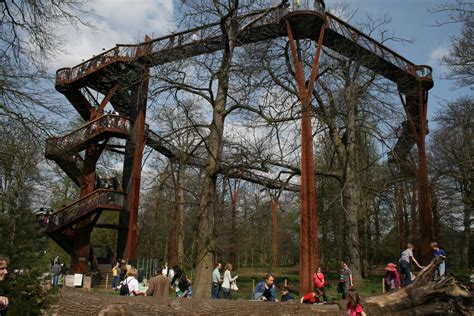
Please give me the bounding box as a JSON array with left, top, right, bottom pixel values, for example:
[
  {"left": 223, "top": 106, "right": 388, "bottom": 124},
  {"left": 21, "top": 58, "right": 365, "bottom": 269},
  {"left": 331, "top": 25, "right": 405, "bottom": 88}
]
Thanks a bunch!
[{"left": 120, "top": 267, "right": 144, "bottom": 296}]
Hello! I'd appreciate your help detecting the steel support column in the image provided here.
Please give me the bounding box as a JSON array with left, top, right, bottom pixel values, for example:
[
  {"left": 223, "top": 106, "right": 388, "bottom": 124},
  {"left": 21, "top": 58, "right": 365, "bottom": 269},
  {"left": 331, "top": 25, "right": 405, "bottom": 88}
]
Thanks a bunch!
[
  {"left": 118, "top": 36, "right": 152, "bottom": 264},
  {"left": 403, "top": 83, "right": 435, "bottom": 264},
  {"left": 285, "top": 18, "right": 326, "bottom": 295}
]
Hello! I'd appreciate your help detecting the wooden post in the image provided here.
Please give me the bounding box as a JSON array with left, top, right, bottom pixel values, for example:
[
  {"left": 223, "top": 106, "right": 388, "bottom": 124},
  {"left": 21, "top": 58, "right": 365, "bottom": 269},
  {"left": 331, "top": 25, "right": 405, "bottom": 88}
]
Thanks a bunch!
[
  {"left": 382, "top": 277, "right": 385, "bottom": 293},
  {"left": 285, "top": 278, "right": 288, "bottom": 287},
  {"left": 105, "top": 273, "right": 109, "bottom": 289},
  {"left": 252, "top": 279, "right": 255, "bottom": 291}
]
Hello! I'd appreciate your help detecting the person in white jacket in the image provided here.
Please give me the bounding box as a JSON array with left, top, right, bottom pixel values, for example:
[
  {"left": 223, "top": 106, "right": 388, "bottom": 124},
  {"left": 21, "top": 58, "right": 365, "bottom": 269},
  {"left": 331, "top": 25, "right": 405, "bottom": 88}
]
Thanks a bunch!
[{"left": 221, "top": 263, "right": 238, "bottom": 299}]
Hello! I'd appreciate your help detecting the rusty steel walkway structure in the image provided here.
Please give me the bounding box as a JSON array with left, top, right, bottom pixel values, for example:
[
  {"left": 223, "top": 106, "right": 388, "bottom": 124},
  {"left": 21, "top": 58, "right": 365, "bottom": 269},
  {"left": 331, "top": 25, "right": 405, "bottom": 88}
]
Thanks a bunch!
[{"left": 45, "top": 1, "right": 433, "bottom": 292}]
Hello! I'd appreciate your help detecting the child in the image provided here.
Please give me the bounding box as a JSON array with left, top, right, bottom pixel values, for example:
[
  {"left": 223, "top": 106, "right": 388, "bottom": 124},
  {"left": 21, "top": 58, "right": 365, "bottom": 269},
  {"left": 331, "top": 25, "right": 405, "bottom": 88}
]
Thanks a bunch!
[
  {"left": 112, "top": 261, "right": 121, "bottom": 290},
  {"left": 345, "top": 287, "right": 366, "bottom": 316},
  {"left": 300, "top": 288, "right": 322, "bottom": 304},
  {"left": 280, "top": 285, "right": 295, "bottom": 302},
  {"left": 384, "top": 262, "right": 401, "bottom": 292}
]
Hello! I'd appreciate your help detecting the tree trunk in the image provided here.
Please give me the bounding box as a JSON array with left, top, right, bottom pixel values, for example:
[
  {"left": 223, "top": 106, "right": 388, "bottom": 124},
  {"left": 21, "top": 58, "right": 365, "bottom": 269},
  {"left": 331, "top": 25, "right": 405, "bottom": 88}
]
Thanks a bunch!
[
  {"left": 167, "top": 163, "right": 185, "bottom": 267},
  {"left": 461, "top": 193, "right": 471, "bottom": 269},
  {"left": 410, "top": 182, "right": 419, "bottom": 248},
  {"left": 193, "top": 7, "right": 237, "bottom": 297},
  {"left": 396, "top": 183, "right": 406, "bottom": 253},
  {"left": 271, "top": 198, "right": 278, "bottom": 270},
  {"left": 229, "top": 186, "right": 238, "bottom": 268},
  {"left": 342, "top": 164, "right": 362, "bottom": 284}
]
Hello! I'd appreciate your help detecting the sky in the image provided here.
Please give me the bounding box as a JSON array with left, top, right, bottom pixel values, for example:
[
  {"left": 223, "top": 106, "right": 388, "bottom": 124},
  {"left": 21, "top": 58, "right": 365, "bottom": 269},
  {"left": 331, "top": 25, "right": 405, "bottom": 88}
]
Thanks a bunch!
[{"left": 53, "top": 0, "right": 465, "bottom": 122}]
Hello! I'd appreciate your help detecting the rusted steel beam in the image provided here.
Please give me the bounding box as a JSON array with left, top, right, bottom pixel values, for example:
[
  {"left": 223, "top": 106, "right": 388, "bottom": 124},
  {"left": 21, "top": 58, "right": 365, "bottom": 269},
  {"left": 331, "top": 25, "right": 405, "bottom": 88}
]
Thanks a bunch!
[
  {"left": 285, "top": 14, "right": 325, "bottom": 295},
  {"left": 121, "top": 36, "right": 153, "bottom": 265},
  {"left": 93, "top": 81, "right": 122, "bottom": 119},
  {"left": 402, "top": 84, "right": 434, "bottom": 264}
]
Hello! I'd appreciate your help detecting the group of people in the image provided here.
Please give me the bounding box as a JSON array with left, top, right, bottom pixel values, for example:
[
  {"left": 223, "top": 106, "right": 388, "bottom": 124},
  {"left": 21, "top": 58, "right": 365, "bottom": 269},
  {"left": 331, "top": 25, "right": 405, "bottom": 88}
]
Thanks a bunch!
[
  {"left": 385, "top": 241, "right": 447, "bottom": 292},
  {"left": 211, "top": 262, "right": 239, "bottom": 299},
  {"left": 50, "top": 256, "right": 66, "bottom": 289},
  {"left": 113, "top": 261, "right": 192, "bottom": 299},
  {"left": 212, "top": 263, "right": 366, "bottom": 315}
]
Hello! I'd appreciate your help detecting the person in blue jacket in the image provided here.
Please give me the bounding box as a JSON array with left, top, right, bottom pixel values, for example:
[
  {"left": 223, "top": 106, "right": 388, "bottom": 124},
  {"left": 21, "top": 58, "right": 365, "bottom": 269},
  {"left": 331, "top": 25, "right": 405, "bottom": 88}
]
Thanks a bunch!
[
  {"left": 253, "top": 273, "right": 277, "bottom": 302},
  {"left": 431, "top": 242, "right": 447, "bottom": 280}
]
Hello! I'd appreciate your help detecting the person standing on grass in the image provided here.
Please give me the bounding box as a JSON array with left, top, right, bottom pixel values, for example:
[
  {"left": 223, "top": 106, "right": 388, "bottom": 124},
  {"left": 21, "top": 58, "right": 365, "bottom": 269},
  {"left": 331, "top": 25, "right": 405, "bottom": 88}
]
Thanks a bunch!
[
  {"left": 146, "top": 268, "right": 170, "bottom": 300},
  {"left": 338, "top": 262, "right": 353, "bottom": 299},
  {"left": 399, "top": 243, "right": 423, "bottom": 287},
  {"left": 221, "top": 263, "right": 238, "bottom": 299},
  {"left": 112, "top": 261, "right": 121, "bottom": 290},
  {"left": 211, "top": 262, "right": 223, "bottom": 299},
  {"left": 313, "top": 267, "right": 328, "bottom": 302}
]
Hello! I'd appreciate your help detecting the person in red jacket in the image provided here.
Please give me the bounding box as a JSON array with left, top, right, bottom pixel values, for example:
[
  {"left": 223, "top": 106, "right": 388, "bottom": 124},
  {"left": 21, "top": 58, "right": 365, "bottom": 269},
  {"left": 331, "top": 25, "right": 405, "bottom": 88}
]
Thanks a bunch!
[
  {"left": 384, "top": 263, "right": 401, "bottom": 292},
  {"left": 313, "top": 267, "right": 328, "bottom": 302},
  {"left": 300, "top": 289, "right": 323, "bottom": 304}
]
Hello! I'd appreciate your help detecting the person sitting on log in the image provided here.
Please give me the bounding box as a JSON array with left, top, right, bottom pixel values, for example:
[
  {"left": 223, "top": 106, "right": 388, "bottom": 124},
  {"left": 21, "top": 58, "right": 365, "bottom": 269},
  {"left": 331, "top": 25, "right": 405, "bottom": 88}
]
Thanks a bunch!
[
  {"left": 253, "top": 273, "right": 277, "bottom": 302},
  {"left": 399, "top": 243, "right": 423, "bottom": 287},
  {"left": 384, "top": 263, "right": 401, "bottom": 292}
]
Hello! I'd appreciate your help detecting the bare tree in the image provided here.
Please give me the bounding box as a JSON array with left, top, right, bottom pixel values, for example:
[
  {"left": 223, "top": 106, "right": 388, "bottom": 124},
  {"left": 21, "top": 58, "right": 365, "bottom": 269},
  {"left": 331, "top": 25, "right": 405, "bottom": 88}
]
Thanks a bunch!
[
  {"left": 431, "top": 97, "right": 473, "bottom": 268},
  {"left": 432, "top": 0, "right": 473, "bottom": 88},
  {"left": 1, "top": 1, "right": 91, "bottom": 134}
]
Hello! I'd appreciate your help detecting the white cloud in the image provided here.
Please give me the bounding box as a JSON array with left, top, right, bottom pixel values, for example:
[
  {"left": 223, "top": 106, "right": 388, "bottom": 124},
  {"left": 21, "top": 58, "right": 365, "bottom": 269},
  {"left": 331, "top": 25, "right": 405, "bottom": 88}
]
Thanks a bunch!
[
  {"left": 428, "top": 46, "right": 449, "bottom": 67},
  {"left": 53, "top": 0, "right": 174, "bottom": 69},
  {"left": 428, "top": 46, "right": 449, "bottom": 78}
]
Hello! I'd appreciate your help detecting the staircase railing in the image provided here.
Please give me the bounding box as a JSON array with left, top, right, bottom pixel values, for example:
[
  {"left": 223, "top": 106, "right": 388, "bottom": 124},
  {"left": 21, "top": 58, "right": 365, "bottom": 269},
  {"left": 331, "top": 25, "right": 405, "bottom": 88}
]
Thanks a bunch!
[{"left": 42, "top": 189, "right": 126, "bottom": 232}]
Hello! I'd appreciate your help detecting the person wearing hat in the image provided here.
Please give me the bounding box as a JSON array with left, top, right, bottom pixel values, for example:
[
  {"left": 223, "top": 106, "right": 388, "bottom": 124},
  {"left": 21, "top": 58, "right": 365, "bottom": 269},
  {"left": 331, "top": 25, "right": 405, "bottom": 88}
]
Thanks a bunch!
[
  {"left": 431, "top": 242, "right": 446, "bottom": 280},
  {"left": 384, "top": 263, "right": 400, "bottom": 292}
]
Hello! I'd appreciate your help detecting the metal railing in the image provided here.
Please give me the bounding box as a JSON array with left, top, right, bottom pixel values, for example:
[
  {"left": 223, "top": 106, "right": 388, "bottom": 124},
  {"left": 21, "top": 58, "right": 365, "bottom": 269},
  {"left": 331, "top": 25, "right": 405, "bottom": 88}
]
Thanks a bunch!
[
  {"left": 46, "top": 114, "right": 132, "bottom": 154},
  {"left": 55, "top": 3, "right": 428, "bottom": 88},
  {"left": 415, "top": 65, "right": 433, "bottom": 80},
  {"left": 325, "top": 12, "right": 417, "bottom": 77},
  {"left": 290, "top": 0, "right": 325, "bottom": 12},
  {"left": 42, "top": 189, "right": 126, "bottom": 232},
  {"left": 55, "top": 6, "right": 287, "bottom": 86}
]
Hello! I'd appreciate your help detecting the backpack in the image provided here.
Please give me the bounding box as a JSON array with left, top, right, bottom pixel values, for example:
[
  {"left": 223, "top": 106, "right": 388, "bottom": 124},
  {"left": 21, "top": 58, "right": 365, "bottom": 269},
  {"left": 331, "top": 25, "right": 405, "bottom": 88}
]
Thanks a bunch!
[{"left": 119, "top": 279, "right": 130, "bottom": 296}]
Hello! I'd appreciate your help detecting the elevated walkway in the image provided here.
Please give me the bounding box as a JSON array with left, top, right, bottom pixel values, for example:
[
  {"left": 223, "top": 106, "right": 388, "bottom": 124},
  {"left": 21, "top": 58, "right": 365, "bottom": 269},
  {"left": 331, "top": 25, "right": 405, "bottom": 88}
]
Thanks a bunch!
[
  {"left": 44, "top": 189, "right": 125, "bottom": 234},
  {"left": 44, "top": 1, "right": 434, "bottom": 274}
]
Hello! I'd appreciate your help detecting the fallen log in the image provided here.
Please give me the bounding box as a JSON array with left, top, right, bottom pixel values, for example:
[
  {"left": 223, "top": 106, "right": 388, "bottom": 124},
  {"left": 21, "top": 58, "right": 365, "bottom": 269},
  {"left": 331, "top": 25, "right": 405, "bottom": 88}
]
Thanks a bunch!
[{"left": 364, "top": 257, "right": 473, "bottom": 315}]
